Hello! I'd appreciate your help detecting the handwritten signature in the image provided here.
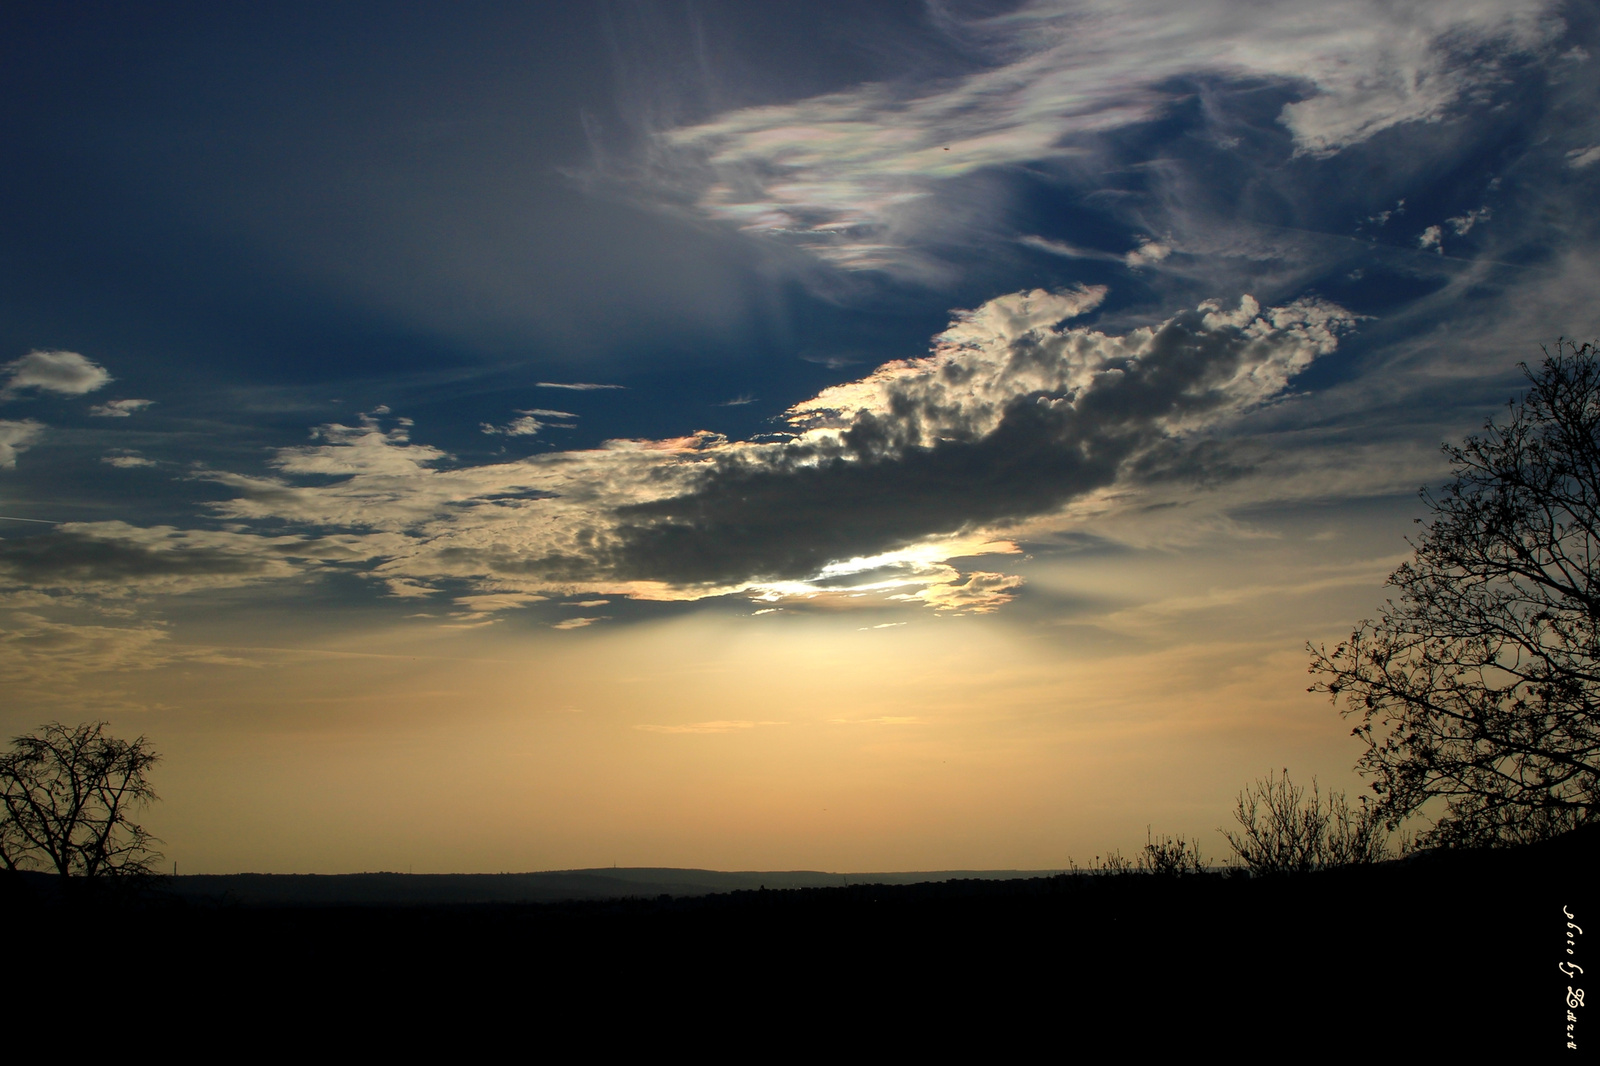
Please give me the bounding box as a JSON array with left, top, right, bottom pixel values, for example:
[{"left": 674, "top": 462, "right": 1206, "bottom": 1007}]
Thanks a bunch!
[{"left": 1564, "top": 904, "right": 1583, "bottom": 1051}]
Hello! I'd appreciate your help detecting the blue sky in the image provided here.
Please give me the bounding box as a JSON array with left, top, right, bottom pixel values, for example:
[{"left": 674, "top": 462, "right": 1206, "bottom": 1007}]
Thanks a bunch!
[{"left": 2, "top": 1, "right": 1598, "bottom": 872}]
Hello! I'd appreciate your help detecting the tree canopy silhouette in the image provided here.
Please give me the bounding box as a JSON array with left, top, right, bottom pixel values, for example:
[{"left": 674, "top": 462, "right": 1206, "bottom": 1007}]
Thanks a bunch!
[
  {"left": 1312, "top": 342, "right": 1600, "bottom": 846},
  {"left": 0, "top": 721, "right": 162, "bottom": 880}
]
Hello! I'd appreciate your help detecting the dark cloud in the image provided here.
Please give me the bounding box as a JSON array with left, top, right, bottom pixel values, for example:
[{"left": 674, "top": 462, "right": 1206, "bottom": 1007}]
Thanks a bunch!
[
  {"left": 0, "top": 528, "right": 273, "bottom": 585},
  {"left": 606, "top": 396, "right": 1120, "bottom": 583},
  {"left": 605, "top": 301, "right": 1343, "bottom": 584}
]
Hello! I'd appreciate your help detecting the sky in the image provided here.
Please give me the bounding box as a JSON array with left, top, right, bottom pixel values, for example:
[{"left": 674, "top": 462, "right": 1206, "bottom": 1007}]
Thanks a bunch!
[{"left": 3, "top": 0, "right": 1598, "bottom": 874}]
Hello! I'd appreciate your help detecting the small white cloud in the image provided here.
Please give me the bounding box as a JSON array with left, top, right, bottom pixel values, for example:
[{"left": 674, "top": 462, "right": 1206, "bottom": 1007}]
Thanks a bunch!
[
  {"left": 552, "top": 616, "right": 604, "bottom": 629},
  {"left": 1446, "top": 207, "right": 1491, "bottom": 235},
  {"left": 3, "top": 350, "right": 111, "bottom": 398},
  {"left": 566, "top": 599, "right": 610, "bottom": 607},
  {"left": 1363, "top": 199, "right": 1407, "bottom": 230},
  {"left": 267, "top": 416, "right": 448, "bottom": 480},
  {"left": 535, "top": 382, "right": 625, "bottom": 391},
  {"left": 481, "top": 409, "right": 580, "bottom": 437},
  {"left": 716, "top": 395, "right": 756, "bottom": 406},
  {"left": 1566, "top": 145, "right": 1600, "bottom": 169},
  {"left": 481, "top": 416, "right": 545, "bottom": 437},
  {"left": 90, "top": 398, "right": 155, "bottom": 418},
  {"left": 101, "top": 454, "right": 157, "bottom": 469},
  {"left": 1418, "top": 225, "right": 1443, "bottom": 253},
  {"left": 1124, "top": 240, "right": 1172, "bottom": 268},
  {"left": 382, "top": 578, "right": 440, "bottom": 598},
  {"left": 0, "top": 419, "right": 45, "bottom": 468}
]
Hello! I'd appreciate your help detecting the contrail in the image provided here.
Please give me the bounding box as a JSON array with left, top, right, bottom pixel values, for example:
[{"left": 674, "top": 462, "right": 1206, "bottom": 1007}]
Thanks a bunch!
[{"left": 0, "top": 515, "right": 57, "bottom": 524}]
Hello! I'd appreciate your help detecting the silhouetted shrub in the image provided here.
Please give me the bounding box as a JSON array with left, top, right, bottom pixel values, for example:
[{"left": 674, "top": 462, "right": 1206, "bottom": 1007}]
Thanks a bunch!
[
  {"left": 1220, "top": 769, "right": 1392, "bottom": 875},
  {"left": 1138, "top": 827, "right": 1206, "bottom": 876}
]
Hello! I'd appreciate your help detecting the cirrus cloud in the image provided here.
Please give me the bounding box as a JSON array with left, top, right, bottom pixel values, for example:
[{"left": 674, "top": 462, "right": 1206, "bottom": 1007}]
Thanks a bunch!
[{"left": 655, "top": 0, "right": 1562, "bottom": 271}]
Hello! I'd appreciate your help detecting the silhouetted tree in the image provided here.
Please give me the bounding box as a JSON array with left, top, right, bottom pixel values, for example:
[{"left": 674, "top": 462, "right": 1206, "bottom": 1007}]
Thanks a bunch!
[
  {"left": 0, "top": 721, "right": 162, "bottom": 881},
  {"left": 1311, "top": 343, "right": 1600, "bottom": 846},
  {"left": 1221, "top": 769, "right": 1390, "bottom": 874}
]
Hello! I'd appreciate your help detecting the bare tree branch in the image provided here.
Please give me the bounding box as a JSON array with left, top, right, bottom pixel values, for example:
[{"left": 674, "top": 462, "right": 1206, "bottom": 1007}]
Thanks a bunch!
[
  {"left": 1310, "top": 341, "right": 1600, "bottom": 846},
  {"left": 0, "top": 722, "right": 162, "bottom": 882}
]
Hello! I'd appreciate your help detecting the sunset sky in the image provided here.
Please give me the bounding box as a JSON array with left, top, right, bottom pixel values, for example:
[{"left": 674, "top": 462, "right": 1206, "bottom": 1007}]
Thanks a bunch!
[{"left": 3, "top": 0, "right": 1598, "bottom": 874}]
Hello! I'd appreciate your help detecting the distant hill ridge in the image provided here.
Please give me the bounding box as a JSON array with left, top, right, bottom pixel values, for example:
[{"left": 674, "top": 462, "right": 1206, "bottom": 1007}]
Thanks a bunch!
[{"left": 162, "top": 867, "right": 1066, "bottom": 906}]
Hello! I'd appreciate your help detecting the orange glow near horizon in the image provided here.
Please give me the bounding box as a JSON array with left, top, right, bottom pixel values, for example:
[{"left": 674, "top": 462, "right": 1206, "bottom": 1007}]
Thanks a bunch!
[{"left": 37, "top": 514, "right": 1400, "bottom": 875}]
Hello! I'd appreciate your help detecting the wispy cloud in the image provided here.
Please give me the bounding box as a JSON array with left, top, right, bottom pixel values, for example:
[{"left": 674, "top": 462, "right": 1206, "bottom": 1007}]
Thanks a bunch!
[
  {"left": 1567, "top": 145, "right": 1600, "bottom": 169},
  {"left": 0, "top": 615, "right": 203, "bottom": 684},
  {"left": 0, "top": 419, "right": 44, "bottom": 468},
  {"left": 635, "top": 719, "right": 786, "bottom": 734},
  {"left": 535, "top": 382, "right": 626, "bottom": 391},
  {"left": 90, "top": 398, "right": 155, "bottom": 417},
  {"left": 655, "top": 0, "right": 1560, "bottom": 271},
  {"left": 481, "top": 409, "right": 579, "bottom": 437},
  {"left": 0, "top": 521, "right": 405, "bottom": 598},
  {"left": 1018, "top": 235, "right": 1127, "bottom": 263},
  {"left": 829, "top": 715, "right": 925, "bottom": 725}
]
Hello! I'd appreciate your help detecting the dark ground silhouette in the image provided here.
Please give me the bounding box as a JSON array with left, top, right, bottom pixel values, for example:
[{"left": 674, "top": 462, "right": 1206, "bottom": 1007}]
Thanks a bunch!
[{"left": 7, "top": 827, "right": 1592, "bottom": 1055}]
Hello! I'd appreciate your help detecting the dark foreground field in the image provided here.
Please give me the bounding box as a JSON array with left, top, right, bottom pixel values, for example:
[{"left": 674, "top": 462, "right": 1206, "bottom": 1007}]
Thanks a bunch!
[{"left": 9, "top": 829, "right": 1593, "bottom": 1055}]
